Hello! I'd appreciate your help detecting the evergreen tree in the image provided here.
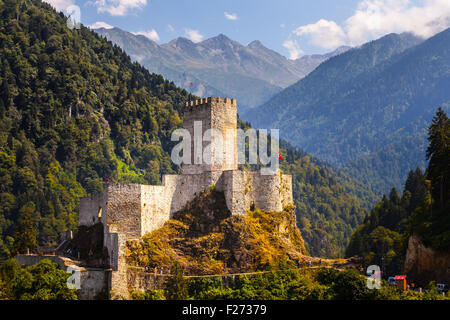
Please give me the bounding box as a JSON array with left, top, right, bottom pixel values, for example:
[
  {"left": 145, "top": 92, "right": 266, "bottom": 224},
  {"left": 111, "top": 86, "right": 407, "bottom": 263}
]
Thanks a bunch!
[
  {"left": 13, "top": 202, "right": 37, "bottom": 253},
  {"left": 165, "top": 262, "right": 189, "bottom": 300},
  {"left": 426, "top": 107, "right": 450, "bottom": 216}
]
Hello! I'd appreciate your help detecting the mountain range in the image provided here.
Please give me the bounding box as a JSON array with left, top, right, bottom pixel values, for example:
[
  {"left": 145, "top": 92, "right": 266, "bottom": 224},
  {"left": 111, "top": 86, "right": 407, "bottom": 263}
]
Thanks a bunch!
[
  {"left": 94, "top": 27, "right": 350, "bottom": 112},
  {"left": 245, "top": 30, "right": 450, "bottom": 195}
]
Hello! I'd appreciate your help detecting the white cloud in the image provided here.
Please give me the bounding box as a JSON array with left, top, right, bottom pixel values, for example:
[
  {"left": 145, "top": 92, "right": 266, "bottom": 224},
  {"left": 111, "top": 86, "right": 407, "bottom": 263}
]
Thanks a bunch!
[
  {"left": 184, "top": 28, "right": 204, "bottom": 43},
  {"left": 132, "top": 29, "right": 160, "bottom": 41},
  {"left": 290, "top": 0, "right": 450, "bottom": 50},
  {"left": 283, "top": 39, "right": 304, "bottom": 60},
  {"left": 167, "top": 24, "right": 175, "bottom": 32},
  {"left": 224, "top": 12, "right": 238, "bottom": 20},
  {"left": 294, "top": 19, "right": 347, "bottom": 49},
  {"left": 92, "top": 0, "right": 147, "bottom": 16},
  {"left": 88, "top": 21, "right": 114, "bottom": 29},
  {"left": 43, "top": 0, "right": 75, "bottom": 12},
  {"left": 280, "top": 24, "right": 286, "bottom": 28}
]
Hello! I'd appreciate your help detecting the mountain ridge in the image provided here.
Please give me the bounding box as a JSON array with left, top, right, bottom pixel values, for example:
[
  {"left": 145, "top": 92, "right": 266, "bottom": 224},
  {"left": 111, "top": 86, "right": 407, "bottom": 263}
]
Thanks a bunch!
[
  {"left": 94, "top": 27, "right": 350, "bottom": 112},
  {"left": 245, "top": 30, "right": 450, "bottom": 194}
]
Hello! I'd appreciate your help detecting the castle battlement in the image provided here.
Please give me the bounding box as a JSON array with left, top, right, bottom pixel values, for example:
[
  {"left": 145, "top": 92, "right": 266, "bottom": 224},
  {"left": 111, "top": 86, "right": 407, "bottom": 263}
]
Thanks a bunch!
[{"left": 185, "top": 97, "right": 237, "bottom": 107}]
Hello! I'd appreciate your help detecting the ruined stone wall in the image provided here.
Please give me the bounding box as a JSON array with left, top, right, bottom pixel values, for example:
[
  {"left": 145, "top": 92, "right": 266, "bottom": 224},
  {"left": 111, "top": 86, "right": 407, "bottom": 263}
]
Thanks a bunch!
[
  {"left": 245, "top": 171, "right": 283, "bottom": 212},
  {"left": 16, "top": 255, "right": 109, "bottom": 300},
  {"left": 140, "top": 183, "right": 173, "bottom": 237},
  {"left": 127, "top": 267, "right": 167, "bottom": 293},
  {"left": 217, "top": 170, "right": 293, "bottom": 215},
  {"left": 140, "top": 172, "right": 222, "bottom": 236},
  {"left": 104, "top": 225, "right": 119, "bottom": 270},
  {"left": 78, "top": 269, "right": 109, "bottom": 300},
  {"left": 109, "top": 232, "right": 129, "bottom": 299},
  {"left": 105, "top": 184, "right": 141, "bottom": 238},
  {"left": 79, "top": 191, "right": 107, "bottom": 227},
  {"left": 281, "top": 174, "right": 294, "bottom": 208},
  {"left": 218, "top": 170, "right": 247, "bottom": 215}
]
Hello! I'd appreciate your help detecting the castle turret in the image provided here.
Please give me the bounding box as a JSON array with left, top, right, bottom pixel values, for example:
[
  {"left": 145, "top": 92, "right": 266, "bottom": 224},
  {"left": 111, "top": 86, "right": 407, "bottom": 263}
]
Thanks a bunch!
[{"left": 182, "top": 97, "right": 238, "bottom": 174}]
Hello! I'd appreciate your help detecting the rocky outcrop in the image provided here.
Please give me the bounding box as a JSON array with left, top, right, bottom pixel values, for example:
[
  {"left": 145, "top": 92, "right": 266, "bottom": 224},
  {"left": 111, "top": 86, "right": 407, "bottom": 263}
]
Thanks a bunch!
[
  {"left": 404, "top": 235, "right": 450, "bottom": 286},
  {"left": 125, "top": 190, "right": 307, "bottom": 275}
]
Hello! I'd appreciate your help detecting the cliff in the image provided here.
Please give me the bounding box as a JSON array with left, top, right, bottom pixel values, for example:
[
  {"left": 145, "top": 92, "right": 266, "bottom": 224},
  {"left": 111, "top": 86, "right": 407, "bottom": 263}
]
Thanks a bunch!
[
  {"left": 404, "top": 235, "right": 450, "bottom": 286},
  {"left": 125, "top": 190, "right": 307, "bottom": 275}
]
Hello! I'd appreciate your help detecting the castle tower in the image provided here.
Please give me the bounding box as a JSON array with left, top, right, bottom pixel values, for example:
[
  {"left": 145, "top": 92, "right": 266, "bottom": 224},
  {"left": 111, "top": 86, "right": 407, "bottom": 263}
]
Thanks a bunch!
[{"left": 182, "top": 97, "right": 238, "bottom": 174}]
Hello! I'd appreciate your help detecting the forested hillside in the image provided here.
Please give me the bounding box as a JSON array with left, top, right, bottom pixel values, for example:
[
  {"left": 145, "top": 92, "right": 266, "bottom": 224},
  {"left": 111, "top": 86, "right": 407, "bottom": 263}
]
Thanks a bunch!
[
  {"left": 0, "top": 0, "right": 190, "bottom": 258},
  {"left": 346, "top": 108, "right": 450, "bottom": 275},
  {"left": 247, "top": 30, "right": 450, "bottom": 195},
  {"left": 0, "top": 0, "right": 374, "bottom": 261},
  {"left": 238, "top": 122, "right": 376, "bottom": 258}
]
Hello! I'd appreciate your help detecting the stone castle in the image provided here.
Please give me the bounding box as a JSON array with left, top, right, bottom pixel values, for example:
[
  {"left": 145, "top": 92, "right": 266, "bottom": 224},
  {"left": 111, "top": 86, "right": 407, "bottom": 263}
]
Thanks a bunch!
[{"left": 19, "top": 97, "right": 294, "bottom": 299}]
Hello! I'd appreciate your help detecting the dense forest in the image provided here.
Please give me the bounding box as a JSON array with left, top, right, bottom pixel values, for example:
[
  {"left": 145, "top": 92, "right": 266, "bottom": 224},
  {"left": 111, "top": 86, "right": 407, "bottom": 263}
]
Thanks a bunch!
[
  {"left": 0, "top": 0, "right": 375, "bottom": 260},
  {"left": 346, "top": 108, "right": 450, "bottom": 275},
  {"left": 0, "top": 0, "right": 190, "bottom": 258}
]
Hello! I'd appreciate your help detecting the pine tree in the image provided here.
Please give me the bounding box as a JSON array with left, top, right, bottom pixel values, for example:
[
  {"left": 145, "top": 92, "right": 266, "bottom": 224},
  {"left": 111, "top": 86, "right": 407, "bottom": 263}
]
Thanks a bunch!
[
  {"left": 165, "top": 262, "right": 189, "bottom": 300},
  {"left": 13, "top": 202, "right": 37, "bottom": 254},
  {"left": 426, "top": 107, "right": 450, "bottom": 216}
]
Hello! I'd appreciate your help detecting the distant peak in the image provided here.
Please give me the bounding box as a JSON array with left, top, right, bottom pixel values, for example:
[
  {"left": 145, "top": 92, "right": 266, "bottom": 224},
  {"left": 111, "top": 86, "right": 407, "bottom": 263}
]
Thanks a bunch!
[
  {"left": 216, "top": 33, "right": 231, "bottom": 40},
  {"left": 248, "top": 40, "right": 264, "bottom": 48},
  {"left": 168, "top": 37, "right": 195, "bottom": 46},
  {"left": 203, "top": 34, "right": 233, "bottom": 43}
]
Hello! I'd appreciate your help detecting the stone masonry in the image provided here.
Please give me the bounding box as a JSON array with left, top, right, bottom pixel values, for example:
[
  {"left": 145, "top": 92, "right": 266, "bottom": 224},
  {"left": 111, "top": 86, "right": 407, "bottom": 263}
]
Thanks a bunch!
[{"left": 77, "top": 97, "right": 293, "bottom": 298}]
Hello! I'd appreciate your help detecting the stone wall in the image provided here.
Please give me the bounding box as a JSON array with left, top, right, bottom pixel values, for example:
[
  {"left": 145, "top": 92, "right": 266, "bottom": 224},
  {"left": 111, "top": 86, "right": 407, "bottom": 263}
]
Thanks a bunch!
[
  {"left": 16, "top": 255, "right": 109, "bottom": 300},
  {"left": 281, "top": 174, "right": 294, "bottom": 208},
  {"left": 79, "top": 192, "right": 106, "bottom": 227},
  {"left": 78, "top": 269, "right": 109, "bottom": 300},
  {"left": 106, "top": 184, "right": 141, "bottom": 238},
  {"left": 109, "top": 232, "right": 129, "bottom": 299},
  {"left": 183, "top": 97, "right": 238, "bottom": 174},
  {"left": 217, "top": 170, "right": 293, "bottom": 215},
  {"left": 127, "top": 267, "right": 167, "bottom": 293}
]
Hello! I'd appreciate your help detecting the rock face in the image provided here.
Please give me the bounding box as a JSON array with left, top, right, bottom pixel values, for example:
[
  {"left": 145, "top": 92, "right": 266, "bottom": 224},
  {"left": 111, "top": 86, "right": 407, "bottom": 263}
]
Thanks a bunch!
[
  {"left": 404, "top": 235, "right": 450, "bottom": 286},
  {"left": 125, "top": 190, "right": 307, "bottom": 275}
]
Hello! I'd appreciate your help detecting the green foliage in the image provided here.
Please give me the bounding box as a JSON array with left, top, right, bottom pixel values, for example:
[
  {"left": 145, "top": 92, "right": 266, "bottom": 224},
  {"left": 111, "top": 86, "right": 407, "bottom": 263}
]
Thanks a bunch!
[
  {"left": 347, "top": 108, "right": 450, "bottom": 276},
  {"left": 13, "top": 201, "right": 38, "bottom": 253},
  {"left": 165, "top": 261, "right": 189, "bottom": 300},
  {"left": 410, "top": 108, "right": 450, "bottom": 250},
  {"left": 130, "top": 289, "right": 166, "bottom": 300},
  {"left": 0, "top": 258, "right": 78, "bottom": 300},
  {"left": 346, "top": 169, "right": 427, "bottom": 274},
  {"left": 130, "top": 265, "right": 448, "bottom": 300},
  {"left": 0, "top": 0, "right": 190, "bottom": 260}
]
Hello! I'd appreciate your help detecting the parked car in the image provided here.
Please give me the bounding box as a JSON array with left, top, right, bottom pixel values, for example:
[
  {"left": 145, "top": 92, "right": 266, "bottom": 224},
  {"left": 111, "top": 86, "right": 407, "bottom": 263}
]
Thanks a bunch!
[
  {"left": 388, "top": 276, "right": 396, "bottom": 285},
  {"left": 437, "top": 283, "right": 448, "bottom": 294},
  {"left": 388, "top": 277, "right": 397, "bottom": 286}
]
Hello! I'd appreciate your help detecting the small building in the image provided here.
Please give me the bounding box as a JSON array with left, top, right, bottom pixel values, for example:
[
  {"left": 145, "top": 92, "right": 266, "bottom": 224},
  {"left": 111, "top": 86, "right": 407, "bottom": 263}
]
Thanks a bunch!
[{"left": 395, "top": 275, "right": 407, "bottom": 291}]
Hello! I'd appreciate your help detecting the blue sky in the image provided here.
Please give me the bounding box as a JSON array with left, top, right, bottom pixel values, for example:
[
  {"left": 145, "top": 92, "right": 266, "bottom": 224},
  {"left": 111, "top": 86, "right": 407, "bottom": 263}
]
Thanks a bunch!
[{"left": 46, "top": 0, "right": 450, "bottom": 58}]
